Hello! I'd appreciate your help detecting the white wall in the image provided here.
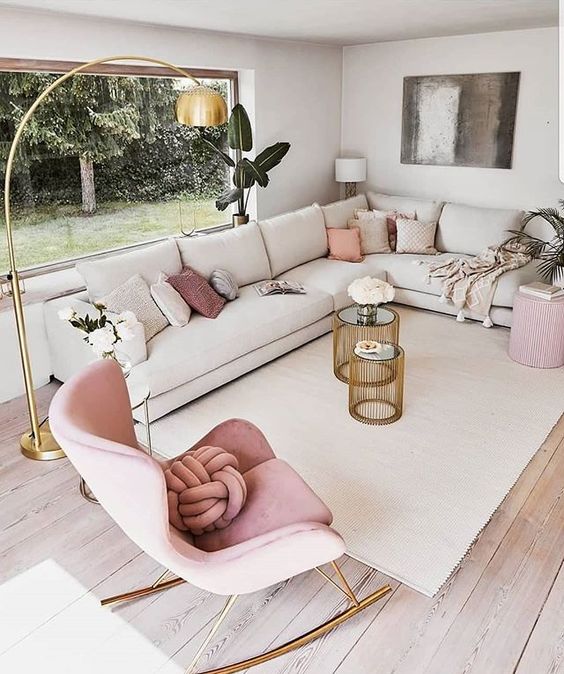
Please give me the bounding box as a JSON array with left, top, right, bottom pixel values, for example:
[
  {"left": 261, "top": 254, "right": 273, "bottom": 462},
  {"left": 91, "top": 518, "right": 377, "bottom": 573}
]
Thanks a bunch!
[
  {"left": 342, "top": 28, "right": 563, "bottom": 210},
  {"left": 0, "top": 6, "right": 343, "bottom": 219}
]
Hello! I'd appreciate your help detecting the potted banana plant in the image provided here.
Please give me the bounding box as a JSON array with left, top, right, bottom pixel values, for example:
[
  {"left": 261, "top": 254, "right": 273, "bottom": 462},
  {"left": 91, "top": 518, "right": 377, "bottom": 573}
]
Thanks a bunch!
[
  {"left": 203, "top": 104, "right": 290, "bottom": 226},
  {"left": 505, "top": 202, "right": 564, "bottom": 287}
]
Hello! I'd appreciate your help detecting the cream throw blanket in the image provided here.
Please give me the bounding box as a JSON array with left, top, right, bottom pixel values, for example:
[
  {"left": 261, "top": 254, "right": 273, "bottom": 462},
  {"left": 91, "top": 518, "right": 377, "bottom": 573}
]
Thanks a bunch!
[{"left": 425, "top": 246, "right": 531, "bottom": 327}]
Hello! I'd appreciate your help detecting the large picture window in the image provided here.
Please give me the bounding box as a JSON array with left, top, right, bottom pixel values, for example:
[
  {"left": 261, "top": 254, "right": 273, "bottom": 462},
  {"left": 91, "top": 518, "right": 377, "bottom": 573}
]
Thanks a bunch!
[{"left": 0, "top": 59, "right": 238, "bottom": 275}]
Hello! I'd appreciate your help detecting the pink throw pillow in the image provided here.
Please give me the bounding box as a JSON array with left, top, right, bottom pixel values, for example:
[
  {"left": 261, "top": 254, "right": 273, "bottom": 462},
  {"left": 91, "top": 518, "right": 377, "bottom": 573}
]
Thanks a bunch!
[
  {"left": 327, "top": 227, "right": 364, "bottom": 262},
  {"left": 168, "top": 267, "right": 226, "bottom": 318}
]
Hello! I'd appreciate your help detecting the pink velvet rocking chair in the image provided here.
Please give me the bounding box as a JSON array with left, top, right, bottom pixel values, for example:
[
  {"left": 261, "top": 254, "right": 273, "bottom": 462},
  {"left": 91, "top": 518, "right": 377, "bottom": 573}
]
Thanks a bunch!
[{"left": 49, "top": 359, "right": 391, "bottom": 674}]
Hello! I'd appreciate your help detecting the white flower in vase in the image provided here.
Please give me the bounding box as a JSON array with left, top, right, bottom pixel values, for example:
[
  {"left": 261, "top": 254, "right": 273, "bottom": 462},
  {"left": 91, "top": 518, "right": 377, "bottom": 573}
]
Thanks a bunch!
[
  {"left": 347, "top": 277, "right": 395, "bottom": 306},
  {"left": 87, "top": 326, "right": 117, "bottom": 357}
]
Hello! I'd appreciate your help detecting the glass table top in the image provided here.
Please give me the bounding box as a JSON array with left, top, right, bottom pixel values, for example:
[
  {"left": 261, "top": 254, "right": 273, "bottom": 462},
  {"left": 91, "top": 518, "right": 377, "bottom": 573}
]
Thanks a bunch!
[
  {"left": 338, "top": 304, "right": 396, "bottom": 327},
  {"left": 353, "top": 342, "right": 401, "bottom": 362}
]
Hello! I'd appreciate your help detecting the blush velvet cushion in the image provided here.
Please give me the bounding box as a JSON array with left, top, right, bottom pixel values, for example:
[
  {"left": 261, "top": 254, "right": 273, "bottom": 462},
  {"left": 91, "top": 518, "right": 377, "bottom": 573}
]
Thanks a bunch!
[
  {"left": 167, "top": 266, "right": 226, "bottom": 318},
  {"left": 164, "top": 445, "right": 247, "bottom": 535},
  {"left": 326, "top": 227, "right": 364, "bottom": 262}
]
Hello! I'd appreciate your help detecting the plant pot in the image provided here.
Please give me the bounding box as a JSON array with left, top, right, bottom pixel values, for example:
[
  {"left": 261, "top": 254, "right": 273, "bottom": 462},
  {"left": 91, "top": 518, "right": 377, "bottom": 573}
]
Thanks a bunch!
[
  {"left": 356, "top": 303, "right": 378, "bottom": 326},
  {"left": 552, "top": 265, "right": 564, "bottom": 289},
  {"left": 232, "top": 213, "right": 249, "bottom": 227}
]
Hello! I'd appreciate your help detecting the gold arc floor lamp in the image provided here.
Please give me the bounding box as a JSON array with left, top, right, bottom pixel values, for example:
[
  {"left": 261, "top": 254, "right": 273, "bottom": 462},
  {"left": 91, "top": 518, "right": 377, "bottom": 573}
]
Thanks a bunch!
[{"left": 3, "top": 55, "right": 228, "bottom": 461}]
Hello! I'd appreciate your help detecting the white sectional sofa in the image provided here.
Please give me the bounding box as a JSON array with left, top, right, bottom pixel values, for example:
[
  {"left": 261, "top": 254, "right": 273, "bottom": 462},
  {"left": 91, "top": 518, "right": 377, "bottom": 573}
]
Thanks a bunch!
[{"left": 44, "top": 192, "right": 544, "bottom": 422}]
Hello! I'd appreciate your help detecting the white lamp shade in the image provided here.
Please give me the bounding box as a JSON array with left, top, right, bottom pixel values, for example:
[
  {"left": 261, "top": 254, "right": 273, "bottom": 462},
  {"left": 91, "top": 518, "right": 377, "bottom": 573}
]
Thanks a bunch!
[{"left": 335, "top": 157, "right": 367, "bottom": 183}]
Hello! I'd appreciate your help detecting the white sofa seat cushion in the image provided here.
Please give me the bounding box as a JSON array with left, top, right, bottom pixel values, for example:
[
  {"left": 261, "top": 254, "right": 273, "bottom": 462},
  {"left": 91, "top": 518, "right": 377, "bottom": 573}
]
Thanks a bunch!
[
  {"left": 321, "top": 194, "right": 368, "bottom": 229},
  {"left": 367, "top": 192, "right": 444, "bottom": 224},
  {"left": 280, "top": 258, "right": 387, "bottom": 310},
  {"left": 132, "top": 285, "right": 333, "bottom": 397},
  {"left": 176, "top": 222, "right": 271, "bottom": 287},
  {"left": 76, "top": 238, "right": 182, "bottom": 301},
  {"left": 379, "top": 253, "right": 541, "bottom": 308},
  {"left": 258, "top": 204, "right": 327, "bottom": 277},
  {"left": 436, "top": 203, "right": 524, "bottom": 256}
]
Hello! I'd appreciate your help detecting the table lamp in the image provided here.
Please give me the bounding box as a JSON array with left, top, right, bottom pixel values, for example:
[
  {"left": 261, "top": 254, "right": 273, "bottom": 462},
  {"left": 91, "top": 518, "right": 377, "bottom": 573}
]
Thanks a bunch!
[{"left": 335, "top": 157, "right": 367, "bottom": 198}]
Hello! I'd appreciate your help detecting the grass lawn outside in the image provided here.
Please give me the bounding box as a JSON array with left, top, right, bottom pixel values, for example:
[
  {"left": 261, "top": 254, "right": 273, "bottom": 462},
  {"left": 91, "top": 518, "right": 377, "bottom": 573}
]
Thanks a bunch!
[{"left": 0, "top": 199, "right": 228, "bottom": 273}]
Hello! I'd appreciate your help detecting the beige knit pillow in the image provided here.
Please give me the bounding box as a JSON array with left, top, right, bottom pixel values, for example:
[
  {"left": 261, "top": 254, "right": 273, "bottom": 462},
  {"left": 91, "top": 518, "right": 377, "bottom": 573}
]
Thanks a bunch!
[
  {"left": 347, "top": 212, "right": 391, "bottom": 254},
  {"left": 100, "top": 274, "right": 168, "bottom": 341},
  {"left": 395, "top": 218, "right": 438, "bottom": 255}
]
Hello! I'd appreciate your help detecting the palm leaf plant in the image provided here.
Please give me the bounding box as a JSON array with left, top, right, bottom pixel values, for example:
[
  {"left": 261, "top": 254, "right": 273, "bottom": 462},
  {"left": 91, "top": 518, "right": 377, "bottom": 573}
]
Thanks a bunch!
[
  {"left": 201, "top": 103, "right": 290, "bottom": 219},
  {"left": 504, "top": 201, "right": 564, "bottom": 283}
]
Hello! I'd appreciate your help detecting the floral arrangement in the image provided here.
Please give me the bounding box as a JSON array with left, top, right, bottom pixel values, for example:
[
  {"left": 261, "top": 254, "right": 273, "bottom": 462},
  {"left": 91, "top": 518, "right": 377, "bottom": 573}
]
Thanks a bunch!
[
  {"left": 347, "top": 277, "right": 395, "bottom": 306},
  {"left": 58, "top": 303, "right": 139, "bottom": 358}
]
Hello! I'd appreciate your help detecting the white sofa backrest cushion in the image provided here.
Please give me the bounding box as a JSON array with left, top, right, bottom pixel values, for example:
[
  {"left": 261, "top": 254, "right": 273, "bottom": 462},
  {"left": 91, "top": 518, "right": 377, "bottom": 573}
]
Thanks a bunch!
[
  {"left": 177, "top": 222, "right": 271, "bottom": 287},
  {"left": 76, "top": 238, "right": 182, "bottom": 301},
  {"left": 258, "top": 204, "right": 328, "bottom": 277},
  {"left": 321, "top": 194, "right": 368, "bottom": 229},
  {"left": 436, "top": 203, "right": 524, "bottom": 256},
  {"left": 367, "top": 191, "right": 444, "bottom": 224}
]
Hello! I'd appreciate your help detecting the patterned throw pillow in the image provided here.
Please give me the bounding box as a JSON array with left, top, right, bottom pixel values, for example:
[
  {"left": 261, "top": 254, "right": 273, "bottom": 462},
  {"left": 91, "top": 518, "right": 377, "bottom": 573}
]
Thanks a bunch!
[
  {"left": 327, "top": 227, "right": 364, "bottom": 262},
  {"left": 347, "top": 213, "right": 391, "bottom": 254},
  {"left": 100, "top": 274, "right": 168, "bottom": 341},
  {"left": 395, "top": 218, "right": 438, "bottom": 255},
  {"left": 168, "top": 267, "right": 226, "bottom": 318},
  {"left": 150, "top": 272, "right": 191, "bottom": 327},
  {"left": 357, "top": 208, "right": 416, "bottom": 251}
]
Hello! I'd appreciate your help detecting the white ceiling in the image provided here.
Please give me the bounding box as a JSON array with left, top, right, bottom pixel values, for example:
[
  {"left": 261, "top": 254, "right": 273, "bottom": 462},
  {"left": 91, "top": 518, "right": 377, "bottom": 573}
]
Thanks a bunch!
[{"left": 0, "top": 0, "right": 558, "bottom": 45}]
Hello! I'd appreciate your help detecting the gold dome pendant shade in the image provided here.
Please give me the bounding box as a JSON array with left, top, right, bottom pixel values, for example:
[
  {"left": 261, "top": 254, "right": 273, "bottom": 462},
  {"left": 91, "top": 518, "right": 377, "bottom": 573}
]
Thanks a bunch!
[{"left": 176, "top": 85, "right": 228, "bottom": 127}]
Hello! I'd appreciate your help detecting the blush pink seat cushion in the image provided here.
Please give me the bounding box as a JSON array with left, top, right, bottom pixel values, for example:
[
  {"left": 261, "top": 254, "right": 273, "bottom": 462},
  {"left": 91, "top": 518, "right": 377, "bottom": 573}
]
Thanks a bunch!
[
  {"left": 168, "top": 266, "right": 226, "bottom": 318},
  {"left": 195, "top": 458, "right": 333, "bottom": 552},
  {"left": 165, "top": 445, "right": 247, "bottom": 535}
]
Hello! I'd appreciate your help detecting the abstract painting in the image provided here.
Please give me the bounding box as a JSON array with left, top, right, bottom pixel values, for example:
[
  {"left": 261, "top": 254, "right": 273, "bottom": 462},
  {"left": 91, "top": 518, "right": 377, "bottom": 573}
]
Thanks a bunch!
[{"left": 401, "top": 72, "right": 520, "bottom": 169}]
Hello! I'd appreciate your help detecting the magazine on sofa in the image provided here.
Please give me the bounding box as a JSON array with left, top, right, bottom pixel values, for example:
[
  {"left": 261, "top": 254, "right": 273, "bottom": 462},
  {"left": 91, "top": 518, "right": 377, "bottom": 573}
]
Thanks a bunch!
[{"left": 254, "top": 280, "right": 306, "bottom": 297}]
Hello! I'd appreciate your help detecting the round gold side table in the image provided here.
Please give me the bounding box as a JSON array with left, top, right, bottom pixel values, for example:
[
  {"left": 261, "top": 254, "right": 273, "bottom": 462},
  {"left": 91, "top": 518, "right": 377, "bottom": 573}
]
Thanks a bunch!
[
  {"left": 348, "top": 343, "right": 405, "bottom": 425},
  {"left": 333, "top": 304, "right": 399, "bottom": 383}
]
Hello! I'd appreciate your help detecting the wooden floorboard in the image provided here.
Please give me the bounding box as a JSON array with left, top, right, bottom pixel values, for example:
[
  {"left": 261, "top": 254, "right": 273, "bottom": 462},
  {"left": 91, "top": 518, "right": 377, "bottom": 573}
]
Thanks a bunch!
[{"left": 0, "top": 383, "right": 562, "bottom": 674}]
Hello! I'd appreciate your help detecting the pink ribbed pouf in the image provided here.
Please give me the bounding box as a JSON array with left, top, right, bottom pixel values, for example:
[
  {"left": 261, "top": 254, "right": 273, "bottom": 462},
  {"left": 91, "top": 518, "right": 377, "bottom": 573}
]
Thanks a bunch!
[{"left": 509, "top": 291, "right": 564, "bottom": 368}]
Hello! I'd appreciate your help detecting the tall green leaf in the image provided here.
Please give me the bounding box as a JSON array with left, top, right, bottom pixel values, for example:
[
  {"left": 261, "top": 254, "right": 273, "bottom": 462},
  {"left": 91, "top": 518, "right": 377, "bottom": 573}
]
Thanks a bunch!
[
  {"left": 227, "top": 104, "right": 252, "bottom": 151},
  {"left": 233, "top": 161, "right": 255, "bottom": 189},
  {"left": 255, "top": 142, "right": 290, "bottom": 173},
  {"left": 200, "top": 135, "right": 235, "bottom": 168},
  {"left": 239, "top": 158, "right": 269, "bottom": 188},
  {"left": 216, "top": 187, "right": 243, "bottom": 211}
]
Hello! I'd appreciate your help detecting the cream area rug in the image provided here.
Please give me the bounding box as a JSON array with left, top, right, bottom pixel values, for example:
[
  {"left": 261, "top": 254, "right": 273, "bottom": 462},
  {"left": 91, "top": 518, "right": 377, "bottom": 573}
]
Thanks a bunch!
[{"left": 137, "top": 306, "right": 563, "bottom": 596}]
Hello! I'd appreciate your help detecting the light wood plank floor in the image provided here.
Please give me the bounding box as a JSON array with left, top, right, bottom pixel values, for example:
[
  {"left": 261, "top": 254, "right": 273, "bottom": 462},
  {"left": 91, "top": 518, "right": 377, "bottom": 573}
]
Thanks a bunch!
[{"left": 0, "top": 382, "right": 562, "bottom": 674}]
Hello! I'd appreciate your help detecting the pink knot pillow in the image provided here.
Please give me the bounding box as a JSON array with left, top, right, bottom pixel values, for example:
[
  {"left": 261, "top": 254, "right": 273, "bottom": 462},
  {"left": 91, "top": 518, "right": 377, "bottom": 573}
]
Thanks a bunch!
[{"left": 164, "top": 446, "right": 247, "bottom": 535}]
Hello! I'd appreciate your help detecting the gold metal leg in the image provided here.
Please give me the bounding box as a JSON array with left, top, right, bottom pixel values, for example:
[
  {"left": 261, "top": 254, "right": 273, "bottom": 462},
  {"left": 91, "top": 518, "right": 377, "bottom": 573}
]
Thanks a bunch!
[
  {"left": 186, "top": 594, "right": 239, "bottom": 674},
  {"left": 79, "top": 477, "right": 99, "bottom": 504},
  {"left": 189, "top": 583, "right": 392, "bottom": 674},
  {"left": 315, "top": 561, "right": 360, "bottom": 607},
  {"left": 100, "top": 571, "right": 185, "bottom": 607}
]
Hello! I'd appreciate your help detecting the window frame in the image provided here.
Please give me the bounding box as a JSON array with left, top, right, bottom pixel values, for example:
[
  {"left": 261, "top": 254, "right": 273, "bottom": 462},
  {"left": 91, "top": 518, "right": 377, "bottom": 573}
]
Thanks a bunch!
[{"left": 0, "top": 57, "right": 239, "bottom": 282}]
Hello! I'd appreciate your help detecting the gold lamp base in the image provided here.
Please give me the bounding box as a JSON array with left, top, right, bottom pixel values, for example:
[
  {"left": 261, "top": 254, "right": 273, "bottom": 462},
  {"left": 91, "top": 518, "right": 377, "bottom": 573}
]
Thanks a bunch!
[{"left": 20, "top": 421, "right": 65, "bottom": 461}]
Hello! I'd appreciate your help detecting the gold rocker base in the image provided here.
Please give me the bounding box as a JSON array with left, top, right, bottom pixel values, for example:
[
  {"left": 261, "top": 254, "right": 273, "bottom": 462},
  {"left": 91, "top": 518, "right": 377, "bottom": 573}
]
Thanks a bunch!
[{"left": 99, "top": 562, "right": 392, "bottom": 674}]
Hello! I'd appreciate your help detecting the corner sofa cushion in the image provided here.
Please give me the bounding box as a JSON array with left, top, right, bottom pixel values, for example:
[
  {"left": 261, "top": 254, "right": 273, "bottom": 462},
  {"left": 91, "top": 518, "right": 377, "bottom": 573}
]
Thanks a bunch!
[
  {"left": 101, "top": 274, "right": 168, "bottom": 341},
  {"left": 367, "top": 191, "right": 444, "bottom": 225},
  {"left": 77, "top": 238, "right": 182, "bottom": 301},
  {"left": 132, "top": 285, "right": 333, "bottom": 397},
  {"left": 176, "top": 222, "right": 271, "bottom": 287},
  {"left": 280, "top": 257, "right": 387, "bottom": 311},
  {"left": 436, "top": 203, "right": 524, "bottom": 256},
  {"left": 320, "top": 194, "right": 368, "bottom": 229},
  {"left": 258, "top": 204, "right": 327, "bottom": 277}
]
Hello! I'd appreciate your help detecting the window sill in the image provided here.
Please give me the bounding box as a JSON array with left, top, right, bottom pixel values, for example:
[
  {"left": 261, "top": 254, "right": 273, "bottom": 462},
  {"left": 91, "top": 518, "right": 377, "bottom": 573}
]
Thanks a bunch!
[{"left": 0, "top": 224, "right": 238, "bottom": 313}]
